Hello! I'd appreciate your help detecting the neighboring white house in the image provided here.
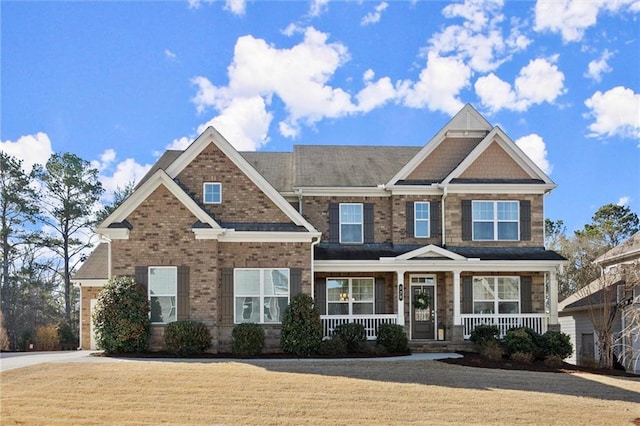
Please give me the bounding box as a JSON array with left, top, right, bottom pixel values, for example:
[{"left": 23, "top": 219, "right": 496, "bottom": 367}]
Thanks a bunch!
[{"left": 559, "top": 232, "right": 640, "bottom": 373}]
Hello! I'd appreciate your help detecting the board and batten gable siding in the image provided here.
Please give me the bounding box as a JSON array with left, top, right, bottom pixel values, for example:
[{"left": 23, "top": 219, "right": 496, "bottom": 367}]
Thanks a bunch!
[
  {"left": 446, "top": 193, "right": 544, "bottom": 246},
  {"left": 176, "top": 142, "right": 292, "bottom": 224}
]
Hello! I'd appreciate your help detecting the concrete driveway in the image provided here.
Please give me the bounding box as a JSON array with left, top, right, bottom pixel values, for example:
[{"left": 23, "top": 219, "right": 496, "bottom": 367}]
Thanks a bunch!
[{"left": 0, "top": 350, "right": 108, "bottom": 372}]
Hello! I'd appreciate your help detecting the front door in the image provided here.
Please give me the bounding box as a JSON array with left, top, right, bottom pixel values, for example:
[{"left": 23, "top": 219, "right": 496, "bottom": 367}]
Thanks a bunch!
[{"left": 411, "top": 275, "right": 436, "bottom": 340}]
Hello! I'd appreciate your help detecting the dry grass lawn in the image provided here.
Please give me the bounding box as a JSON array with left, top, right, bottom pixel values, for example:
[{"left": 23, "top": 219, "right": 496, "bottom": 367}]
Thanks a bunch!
[{"left": 1, "top": 358, "right": 639, "bottom": 425}]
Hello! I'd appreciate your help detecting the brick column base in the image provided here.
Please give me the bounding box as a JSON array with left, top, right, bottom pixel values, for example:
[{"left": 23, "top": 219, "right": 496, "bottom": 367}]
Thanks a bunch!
[
  {"left": 547, "top": 323, "right": 561, "bottom": 332},
  {"left": 450, "top": 325, "right": 464, "bottom": 342}
]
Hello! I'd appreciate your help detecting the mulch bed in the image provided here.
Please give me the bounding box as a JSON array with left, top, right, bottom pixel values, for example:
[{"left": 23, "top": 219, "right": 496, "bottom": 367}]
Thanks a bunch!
[{"left": 438, "top": 351, "right": 638, "bottom": 377}]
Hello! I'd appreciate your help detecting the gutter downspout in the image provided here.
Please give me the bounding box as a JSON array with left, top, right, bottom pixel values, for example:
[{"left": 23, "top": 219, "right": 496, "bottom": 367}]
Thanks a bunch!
[{"left": 311, "top": 235, "right": 321, "bottom": 299}]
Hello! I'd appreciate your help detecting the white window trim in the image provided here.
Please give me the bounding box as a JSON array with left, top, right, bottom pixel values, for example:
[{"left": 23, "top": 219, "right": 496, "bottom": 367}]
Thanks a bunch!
[
  {"left": 148, "top": 266, "right": 177, "bottom": 324},
  {"left": 472, "top": 276, "right": 521, "bottom": 315},
  {"left": 339, "top": 203, "right": 364, "bottom": 244},
  {"left": 414, "top": 201, "right": 430, "bottom": 238},
  {"left": 326, "top": 277, "right": 375, "bottom": 315},
  {"left": 203, "top": 182, "right": 222, "bottom": 204},
  {"left": 233, "top": 268, "right": 290, "bottom": 324},
  {"left": 472, "top": 200, "right": 520, "bottom": 241}
]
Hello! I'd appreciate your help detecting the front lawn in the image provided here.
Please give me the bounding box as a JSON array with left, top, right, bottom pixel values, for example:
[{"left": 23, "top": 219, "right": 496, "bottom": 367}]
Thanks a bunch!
[{"left": 1, "top": 359, "right": 638, "bottom": 424}]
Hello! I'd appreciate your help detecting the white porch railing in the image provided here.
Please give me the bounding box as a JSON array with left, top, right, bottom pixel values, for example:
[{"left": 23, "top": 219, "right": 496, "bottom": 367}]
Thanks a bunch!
[
  {"left": 320, "top": 315, "right": 397, "bottom": 340},
  {"left": 461, "top": 314, "right": 549, "bottom": 339}
]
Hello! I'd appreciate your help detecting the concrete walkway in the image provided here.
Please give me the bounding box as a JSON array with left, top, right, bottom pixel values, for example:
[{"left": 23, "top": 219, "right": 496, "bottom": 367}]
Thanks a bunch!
[{"left": 0, "top": 350, "right": 462, "bottom": 372}]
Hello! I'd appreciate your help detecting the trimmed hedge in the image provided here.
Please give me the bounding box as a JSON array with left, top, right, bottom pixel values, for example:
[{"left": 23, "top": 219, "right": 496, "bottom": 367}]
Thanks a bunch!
[
  {"left": 540, "top": 330, "right": 573, "bottom": 359},
  {"left": 232, "top": 323, "right": 265, "bottom": 357},
  {"left": 164, "top": 321, "right": 211, "bottom": 356},
  {"left": 469, "top": 324, "right": 500, "bottom": 348},
  {"left": 335, "top": 322, "right": 366, "bottom": 353},
  {"left": 376, "top": 323, "right": 409, "bottom": 353},
  {"left": 280, "top": 293, "right": 323, "bottom": 357}
]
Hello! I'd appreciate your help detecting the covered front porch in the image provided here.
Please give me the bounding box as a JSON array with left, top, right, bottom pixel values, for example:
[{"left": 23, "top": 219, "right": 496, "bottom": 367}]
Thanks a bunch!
[{"left": 314, "top": 244, "right": 562, "bottom": 342}]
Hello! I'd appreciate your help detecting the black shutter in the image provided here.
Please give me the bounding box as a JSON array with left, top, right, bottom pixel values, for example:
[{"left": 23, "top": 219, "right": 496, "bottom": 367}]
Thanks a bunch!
[
  {"left": 314, "top": 278, "right": 326, "bottom": 315},
  {"left": 406, "top": 201, "right": 414, "bottom": 237},
  {"left": 520, "top": 200, "right": 531, "bottom": 241},
  {"left": 462, "top": 276, "right": 473, "bottom": 314},
  {"left": 520, "top": 276, "right": 532, "bottom": 313},
  {"left": 135, "top": 266, "right": 148, "bottom": 293},
  {"left": 290, "top": 268, "right": 302, "bottom": 297},
  {"left": 462, "top": 200, "right": 472, "bottom": 241},
  {"left": 430, "top": 201, "right": 440, "bottom": 240},
  {"left": 329, "top": 203, "right": 339, "bottom": 243},
  {"left": 375, "top": 278, "right": 386, "bottom": 314},
  {"left": 364, "top": 203, "right": 374, "bottom": 243},
  {"left": 221, "top": 268, "right": 234, "bottom": 324},
  {"left": 177, "top": 266, "right": 190, "bottom": 321}
]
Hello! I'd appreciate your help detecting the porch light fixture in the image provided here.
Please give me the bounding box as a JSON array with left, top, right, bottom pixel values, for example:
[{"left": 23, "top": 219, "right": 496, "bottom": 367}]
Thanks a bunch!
[{"left": 398, "top": 284, "right": 404, "bottom": 301}]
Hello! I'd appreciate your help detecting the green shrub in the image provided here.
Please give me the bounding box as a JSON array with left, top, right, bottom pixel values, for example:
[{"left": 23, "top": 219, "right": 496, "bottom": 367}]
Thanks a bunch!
[
  {"left": 544, "top": 354, "right": 564, "bottom": 368},
  {"left": 335, "top": 322, "right": 366, "bottom": 353},
  {"left": 18, "top": 330, "right": 32, "bottom": 351},
  {"left": 280, "top": 293, "right": 323, "bottom": 357},
  {"left": 540, "top": 330, "right": 572, "bottom": 360},
  {"left": 469, "top": 324, "right": 501, "bottom": 349},
  {"left": 480, "top": 340, "right": 504, "bottom": 361},
  {"left": 35, "top": 324, "right": 60, "bottom": 351},
  {"left": 376, "top": 323, "right": 409, "bottom": 353},
  {"left": 316, "top": 337, "right": 348, "bottom": 357},
  {"left": 56, "top": 320, "right": 78, "bottom": 346},
  {"left": 93, "top": 276, "right": 150, "bottom": 354},
  {"left": 164, "top": 321, "right": 211, "bottom": 356},
  {"left": 503, "top": 327, "right": 541, "bottom": 357},
  {"left": 232, "top": 323, "right": 265, "bottom": 357}
]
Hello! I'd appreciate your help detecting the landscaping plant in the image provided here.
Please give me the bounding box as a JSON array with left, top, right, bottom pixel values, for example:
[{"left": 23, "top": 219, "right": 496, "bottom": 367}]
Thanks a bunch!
[
  {"left": 164, "top": 320, "right": 211, "bottom": 356},
  {"left": 376, "top": 323, "right": 409, "bottom": 353},
  {"left": 335, "top": 322, "right": 366, "bottom": 353},
  {"left": 232, "top": 323, "right": 265, "bottom": 357},
  {"left": 92, "top": 276, "right": 150, "bottom": 354},
  {"left": 540, "top": 330, "right": 573, "bottom": 360},
  {"left": 280, "top": 293, "right": 322, "bottom": 357}
]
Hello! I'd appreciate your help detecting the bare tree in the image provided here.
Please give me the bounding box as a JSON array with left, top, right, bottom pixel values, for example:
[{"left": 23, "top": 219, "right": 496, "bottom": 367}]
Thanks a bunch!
[{"left": 614, "top": 262, "right": 640, "bottom": 372}]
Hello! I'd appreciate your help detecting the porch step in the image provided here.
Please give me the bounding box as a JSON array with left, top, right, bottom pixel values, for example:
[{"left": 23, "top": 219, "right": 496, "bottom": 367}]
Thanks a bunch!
[{"left": 409, "top": 340, "right": 474, "bottom": 353}]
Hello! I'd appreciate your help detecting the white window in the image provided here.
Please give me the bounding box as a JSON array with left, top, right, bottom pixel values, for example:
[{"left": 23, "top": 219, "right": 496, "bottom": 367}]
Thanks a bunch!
[
  {"left": 327, "top": 277, "right": 374, "bottom": 315},
  {"left": 203, "top": 182, "right": 222, "bottom": 204},
  {"left": 414, "top": 202, "right": 430, "bottom": 238},
  {"left": 234, "top": 269, "right": 289, "bottom": 324},
  {"left": 472, "top": 201, "right": 519, "bottom": 241},
  {"left": 149, "top": 267, "right": 177, "bottom": 324},
  {"left": 473, "top": 277, "right": 520, "bottom": 314},
  {"left": 340, "top": 203, "right": 363, "bottom": 244}
]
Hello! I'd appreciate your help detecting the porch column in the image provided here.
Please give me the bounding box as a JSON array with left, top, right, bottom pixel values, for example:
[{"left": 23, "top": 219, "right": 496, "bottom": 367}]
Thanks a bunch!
[
  {"left": 396, "top": 269, "right": 406, "bottom": 326},
  {"left": 548, "top": 269, "right": 559, "bottom": 326},
  {"left": 453, "top": 269, "right": 461, "bottom": 326}
]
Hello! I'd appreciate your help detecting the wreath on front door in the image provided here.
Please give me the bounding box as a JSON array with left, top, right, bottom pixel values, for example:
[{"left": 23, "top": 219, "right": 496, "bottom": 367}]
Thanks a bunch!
[{"left": 413, "top": 290, "right": 431, "bottom": 310}]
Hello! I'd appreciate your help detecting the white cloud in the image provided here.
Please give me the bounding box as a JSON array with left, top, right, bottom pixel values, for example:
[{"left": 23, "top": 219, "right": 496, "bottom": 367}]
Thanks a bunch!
[
  {"left": 355, "top": 70, "right": 395, "bottom": 112},
  {"left": 515, "top": 133, "right": 553, "bottom": 175},
  {"left": 0, "top": 132, "right": 53, "bottom": 172},
  {"left": 164, "top": 49, "right": 177, "bottom": 60},
  {"left": 430, "top": 0, "right": 530, "bottom": 73},
  {"left": 397, "top": 52, "right": 470, "bottom": 115},
  {"left": 196, "top": 96, "right": 273, "bottom": 151},
  {"left": 309, "top": 0, "right": 329, "bottom": 17},
  {"left": 224, "top": 0, "right": 246, "bottom": 16},
  {"left": 91, "top": 149, "right": 152, "bottom": 201},
  {"left": 584, "top": 86, "right": 640, "bottom": 139},
  {"left": 475, "top": 57, "right": 566, "bottom": 112},
  {"left": 534, "top": 0, "right": 640, "bottom": 43},
  {"left": 166, "top": 136, "right": 192, "bottom": 151},
  {"left": 584, "top": 49, "right": 614, "bottom": 82},
  {"left": 361, "top": 2, "right": 389, "bottom": 26},
  {"left": 618, "top": 196, "right": 630, "bottom": 206}
]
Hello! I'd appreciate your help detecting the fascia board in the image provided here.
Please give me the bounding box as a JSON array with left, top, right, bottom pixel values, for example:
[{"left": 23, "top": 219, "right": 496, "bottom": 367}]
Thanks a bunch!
[
  {"left": 442, "top": 127, "right": 555, "bottom": 187},
  {"left": 386, "top": 185, "right": 443, "bottom": 196},
  {"left": 395, "top": 244, "right": 467, "bottom": 261},
  {"left": 166, "top": 127, "right": 318, "bottom": 233},
  {"left": 294, "top": 187, "right": 390, "bottom": 197},
  {"left": 445, "top": 183, "right": 556, "bottom": 194},
  {"left": 96, "top": 227, "right": 130, "bottom": 240},
  {"left": 314, "top": 259, "right": 565, "bottom": 273},
  {"left": 216, "top": 231, "right": 322, "bottom": 243},
  {"left": 386, "top": 104, "right": 493, "bottom": 187},
  {"left": 74, "top": 279, "right": 108, "bottom": 287},
  {"left": 99, "top": 169, "right": 221, "bottom": 230}
]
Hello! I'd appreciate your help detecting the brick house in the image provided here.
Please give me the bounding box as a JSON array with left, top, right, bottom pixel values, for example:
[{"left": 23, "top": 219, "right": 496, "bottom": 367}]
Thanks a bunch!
[{"left": 75, "top": 104, "right": 566, "bottom": 352}]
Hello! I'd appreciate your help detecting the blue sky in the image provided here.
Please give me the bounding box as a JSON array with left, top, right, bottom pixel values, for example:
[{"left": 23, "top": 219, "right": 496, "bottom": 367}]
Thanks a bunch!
[{"left": 2, "top": 0, "right": 639, "bottom": 234}]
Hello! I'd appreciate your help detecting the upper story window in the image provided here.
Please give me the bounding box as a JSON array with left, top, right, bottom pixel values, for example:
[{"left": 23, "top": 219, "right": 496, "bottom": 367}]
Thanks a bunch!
[
  {"left": 203, "top": 182, "right": 222, "bottom": 204},
  {"left": 414, "top": 202, "right": 430, "bottom": 238},
  {"left": 234, "top": 268, "right": 289, "bottom": 324},
  {"left": 340, "top": 203, "right": 363, "bottom": 244},
  {"left": 149, "top": 266, "right": 177, "bottom": 324},
  {"left": 472, "top": 200, "right": 519, "bottom": 241}
]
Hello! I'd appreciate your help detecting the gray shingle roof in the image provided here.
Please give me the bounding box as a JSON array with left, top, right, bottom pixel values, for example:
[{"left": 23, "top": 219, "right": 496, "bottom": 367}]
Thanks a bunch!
[
  {"left": 240, "top": 152, "right": 293, "bottom": 192},
  {"left": 73, "top": 243, "right": 109, "bottom": 280},
  {"left": 136, "top": 150, "right": 183, "bottom": 189}
]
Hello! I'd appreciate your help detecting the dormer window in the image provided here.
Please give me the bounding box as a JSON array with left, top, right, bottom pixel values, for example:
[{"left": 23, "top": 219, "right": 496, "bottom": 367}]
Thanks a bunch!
[{"left": 203, "top": 182, "right": 222, "bottom": 204}]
